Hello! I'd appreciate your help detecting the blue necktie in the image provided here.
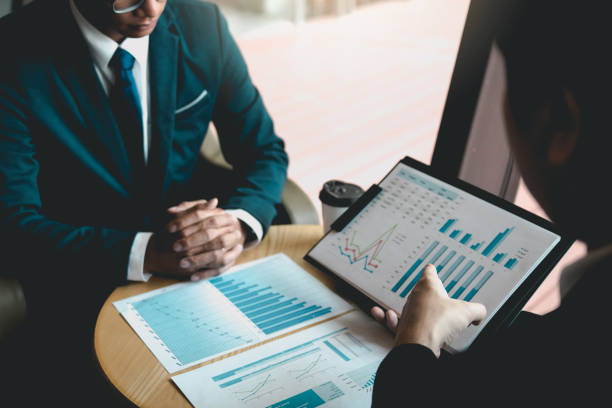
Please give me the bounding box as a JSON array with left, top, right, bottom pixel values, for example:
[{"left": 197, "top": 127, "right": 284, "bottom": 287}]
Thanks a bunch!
[{"left": 109, "top": 48, "right": 145, "bottom": 184}]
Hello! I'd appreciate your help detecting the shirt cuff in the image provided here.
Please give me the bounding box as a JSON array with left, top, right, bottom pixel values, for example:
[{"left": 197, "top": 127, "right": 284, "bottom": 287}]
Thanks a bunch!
[
  {"left": 225, "top": 209, "right": 263, "bottom": 248},
  {"left": 127, "top": 232, "right": 153, "bottom": 282}
]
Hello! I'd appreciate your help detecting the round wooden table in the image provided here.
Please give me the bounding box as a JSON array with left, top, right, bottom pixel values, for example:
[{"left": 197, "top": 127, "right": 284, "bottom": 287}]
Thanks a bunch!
[{"left": 95, "top": 225, "right": 335, "bottom": 407}]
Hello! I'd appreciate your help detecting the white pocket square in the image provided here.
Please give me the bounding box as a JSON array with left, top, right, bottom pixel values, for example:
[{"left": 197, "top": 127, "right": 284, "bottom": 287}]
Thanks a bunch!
[{"left": 175, "top": 89, "right": 208, "bottom": 114}]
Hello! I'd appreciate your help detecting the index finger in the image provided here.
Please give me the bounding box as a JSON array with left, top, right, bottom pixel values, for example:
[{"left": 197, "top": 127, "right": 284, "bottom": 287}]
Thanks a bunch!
[{"left": 370, "top": 306, "right": 386, "bottom": 323}]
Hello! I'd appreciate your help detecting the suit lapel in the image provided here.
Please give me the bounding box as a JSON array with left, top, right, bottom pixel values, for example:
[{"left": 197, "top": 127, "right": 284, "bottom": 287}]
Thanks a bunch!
[
  {"left": 147, "top": 9, "right": 179, "bottom": 209},
  {"left": 53, "top": 2, "right": 133, "bottom": 192},
  {"left": 54, "top": 2, "right": 133, "bottom": 191}
]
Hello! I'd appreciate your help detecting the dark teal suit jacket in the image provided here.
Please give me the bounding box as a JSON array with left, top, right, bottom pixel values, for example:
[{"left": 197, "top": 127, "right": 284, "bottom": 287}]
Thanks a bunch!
[{"left": 0, "top": 0, "right": 288, "bottom": 297}]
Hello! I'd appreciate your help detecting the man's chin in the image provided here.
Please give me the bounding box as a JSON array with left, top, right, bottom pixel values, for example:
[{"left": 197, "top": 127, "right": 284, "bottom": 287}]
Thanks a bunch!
[{"left": 124, "top": 24, "right": 157, "bottom": 38}]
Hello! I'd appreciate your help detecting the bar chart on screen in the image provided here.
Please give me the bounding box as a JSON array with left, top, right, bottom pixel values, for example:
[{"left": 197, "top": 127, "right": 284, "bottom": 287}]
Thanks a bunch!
[
  {"left": 114, "top": 254, "right": 353, "bottom": 373},
  {"left": 307, "top": 162, "right": 560, "bottom": 319}
]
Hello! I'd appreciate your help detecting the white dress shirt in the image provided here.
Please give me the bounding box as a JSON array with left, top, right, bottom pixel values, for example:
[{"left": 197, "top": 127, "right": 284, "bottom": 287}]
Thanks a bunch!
[{"left": 69, "top": 1, "right": 262, "bottom": 281}]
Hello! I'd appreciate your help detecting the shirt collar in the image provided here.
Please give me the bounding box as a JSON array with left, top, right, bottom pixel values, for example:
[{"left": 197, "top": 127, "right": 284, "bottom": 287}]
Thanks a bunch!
[{"left": 69, "top": 0, "right": 149, "bottom": 72}]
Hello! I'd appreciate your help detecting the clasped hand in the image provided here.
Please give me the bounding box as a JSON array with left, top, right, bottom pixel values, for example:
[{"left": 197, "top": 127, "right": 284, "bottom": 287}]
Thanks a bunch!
[
  {"left": 145, "top": 198, "right": 246, "bottom": 281},
  {"left": 371, "top": 264, "right": 487, "bottom": 357}
]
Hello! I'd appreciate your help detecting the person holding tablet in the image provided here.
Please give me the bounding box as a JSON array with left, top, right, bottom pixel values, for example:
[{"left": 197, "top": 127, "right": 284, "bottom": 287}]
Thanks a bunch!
[{"left": 371, "top": 0, "right": 611, "bottom": 403}]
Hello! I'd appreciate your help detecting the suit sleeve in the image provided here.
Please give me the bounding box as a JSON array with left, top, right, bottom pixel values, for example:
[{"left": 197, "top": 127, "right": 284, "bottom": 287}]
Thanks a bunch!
[
  {"left": 0, "top": 77, "right": 135, "bottom": 300},
  {"left": 371, "top": 310, "right": 579, "bottom": 405},
  {"left": 211, "top": 6, "right": 289, "bottom": 234},
  {"left": 372, "top": 344, "right": 439, "bottom": 407}
]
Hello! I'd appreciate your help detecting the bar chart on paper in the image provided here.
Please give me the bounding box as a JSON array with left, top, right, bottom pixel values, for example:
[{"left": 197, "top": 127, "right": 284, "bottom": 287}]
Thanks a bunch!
[
  {"left": 172, "top": 311, "right": 394, "bottom": 408},
  {"left": 114, "top": 254, "right": 353, "bottom": 373},
  {"left": 307, "top": 161, "right": 560, "bottom": 349}
]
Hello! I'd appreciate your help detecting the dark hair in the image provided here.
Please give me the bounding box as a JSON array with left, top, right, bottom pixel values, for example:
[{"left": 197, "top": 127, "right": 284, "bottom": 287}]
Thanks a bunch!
[
  {"left": 496, "top": 0, "right": 610, "bottom": 162},
  {"left": 496, "top": 1, "right": 612, "bottom": 243}
]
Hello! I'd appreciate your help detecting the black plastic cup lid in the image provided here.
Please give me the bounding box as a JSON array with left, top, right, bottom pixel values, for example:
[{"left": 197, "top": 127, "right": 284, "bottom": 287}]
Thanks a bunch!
[{"left": 319, "top": 180, "right": 364, "bottom": 207}]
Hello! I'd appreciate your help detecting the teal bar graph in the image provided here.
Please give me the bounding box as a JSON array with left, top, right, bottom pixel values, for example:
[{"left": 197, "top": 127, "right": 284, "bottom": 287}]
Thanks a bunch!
[
  {"left": 460, "top": 233, "right": 472, "bottom": 245},
  {"left": 482, "top": 227, "right": 514, "bottom": 257},
  {"left": 218, "top": 282, "right": 246, "bottom": 293},
  {"left": 212, "top": 328, "right": 347, "bottom": 382},
  {"left": 212, "top": 279, "right": 235, "bottom": 288},
  {"left": 211, "top": 271, "right": 334, "bottom": 335},
  {"left": 493, "top": 253, "right": 507, "bottom": 263},
  {"left": 267, "top": 389, "right": 326, "bottom": 408},
  {"left": 127, "top": 255, "right": 350, "bottom": 370},
  {"left": 440, "top": 219, "right": 456, "bottom": 233},
  {"left": 262, "top": 308, "right": 332, "bottom": 335},
  {"left": 258, "top": 306, "right": 321, "bottom": 329},
  {"left": 228, "top": 286, "right": 273, "bottom": 303},
  {"left": 445, "top": 260, "right": 474, "bottom": 292},
  {"left": 464, "top": 271, "right": 494, "bottom": 301},
  {"left": 400, "top": 245, "right": 448, "bottom": 298},
  {"left": 449, "top": 229, "right": 462, "bottom": 239},
  {"left": 429, "top": 245, "right": 448, "bottom": 266},
  {"left": 218, "top": 348, "right": 321, "bottom": 388},
  {"left": 440, "top": 255, "right": 465, "bottom": 283},
  {"left": 451, "top": 266, "right": 484, "bottom": 299},
  {"left": 250, "top": 300, "right": 303, "bottom": 321},
  {"left": 392, "top": 241, "right": 439, "bottom": 293},
  {"left": 132, "top": 283, "right": 260, "bottom": 366},
  {"left": 436, "top": 250, "right": 456, "bottom": 273},
  {"left": 505, "top": 258, "right": 518, "bottom": 269},
  {"left": 470, "top": 241, "right": 484, "bottom": 251},
  {"left": 235, "top": 293, "right": 280, "bottom": 309},
  {"left": 324, "top": 340, "right": 350, "bottom": 362}
]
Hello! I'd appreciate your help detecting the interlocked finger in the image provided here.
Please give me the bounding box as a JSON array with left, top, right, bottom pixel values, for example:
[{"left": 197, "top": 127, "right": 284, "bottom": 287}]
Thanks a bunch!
[
  {"left": 167, "top": 204, "right": 223, "bottom": 233},
  {"left": 179, "top": 244, "right": 244, "bottom": 272}
]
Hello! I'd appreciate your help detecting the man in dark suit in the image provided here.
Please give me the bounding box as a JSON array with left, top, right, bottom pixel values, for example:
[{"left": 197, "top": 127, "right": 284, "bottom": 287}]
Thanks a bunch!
[
  {"left": 0, "top": 0, "right": 287, "bottom": 402},
  {"left": 371, "top": 1, "right": 612, "bottom": 404},
  {"left": 0, "top": 0, "right": 288, "bottom": 307}
]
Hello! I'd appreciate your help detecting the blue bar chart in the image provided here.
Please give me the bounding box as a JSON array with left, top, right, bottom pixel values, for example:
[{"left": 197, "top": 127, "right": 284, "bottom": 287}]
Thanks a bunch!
[
  {"left": 440, "top": 255, "right": 465, "bottom": 282},
  {"left": 210, "top": 274, "right": 332, "bottom": 336},
  {"left": 172, "top": 313, "right": 394, "bottom": 408},
  {"left": 449, "top": 229, "right": 462, "bottom": 239},
  {"left": 460, "top": 233, "right": 472, "bottom": 245},
  {"left": 439, "top": 219, "right": 456, "bottom": 234},
  {"left": 445, "top": 260, "right": 474, "bottom": 292},
  {"left": 505, "top": 258, "right": 518, "bottom": 269},
  {"left": 131, "top": 282, "right": 260, "bottom": 368},
  {"left": 306, "top": 162, "right": 562, "bottom": 352},
  {"left": 464, "top": 271, "right": 494, "bottom": 301},
  {"left": 399, "top": 244, "right": 448, "bottom": 297},
  {"left": 451, "top": 266, "right": 484, "bottom": 299},
  {"left": 436, "top": 250, "right": 457, "bottom": 273},
  {"left": 438, "top": 218, "right": 521, "bottom": 270},
  {"left": 391, "top": 241, "right": 439, "bottom": 292},
  {"left": 116, "top": 254, "right": 352, "bottom": 373},
  {"left": 493, "top": 252, "right": 506, "bottom": 263},
  {"left": 482, "top": 227, "right": 514, "bottom": 257}
]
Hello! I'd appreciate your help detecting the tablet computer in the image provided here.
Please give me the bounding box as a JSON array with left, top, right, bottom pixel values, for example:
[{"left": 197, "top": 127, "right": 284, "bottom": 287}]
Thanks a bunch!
[{"left": 305, "top": 156, "right": 574, "bottom": 352}]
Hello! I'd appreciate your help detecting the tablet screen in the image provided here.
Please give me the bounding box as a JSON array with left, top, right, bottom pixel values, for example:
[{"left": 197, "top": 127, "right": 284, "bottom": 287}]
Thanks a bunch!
[{"left": 306, "top": 158, "right": 563, "bottom": 352}]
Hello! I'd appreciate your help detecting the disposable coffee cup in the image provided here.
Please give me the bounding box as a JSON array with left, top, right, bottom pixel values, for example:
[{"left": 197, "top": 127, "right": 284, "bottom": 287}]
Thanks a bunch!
[{"left": 319, "top": 180, "right": 364, "bottom": 232}]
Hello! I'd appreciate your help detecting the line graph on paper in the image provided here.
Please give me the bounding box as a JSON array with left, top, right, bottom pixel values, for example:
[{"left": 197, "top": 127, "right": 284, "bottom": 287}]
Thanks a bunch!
[
  {"left": 290, "top": 354, "right": 324, "bottom": 380},
  {"left": 232, "top": 375, "right": 281, "bottom": 402}
]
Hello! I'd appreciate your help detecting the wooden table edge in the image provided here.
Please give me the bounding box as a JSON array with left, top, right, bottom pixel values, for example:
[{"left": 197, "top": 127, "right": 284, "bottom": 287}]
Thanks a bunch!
[{"left": 94, "top": 224, "right": 325, "bottom": 406}]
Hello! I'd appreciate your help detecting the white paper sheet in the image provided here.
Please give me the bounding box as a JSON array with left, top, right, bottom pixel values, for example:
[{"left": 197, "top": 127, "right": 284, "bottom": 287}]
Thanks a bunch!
[
  {"left": 172, "top": 310, "right": 393, "bottom": 408},
  {"left": 114, "top": 254, "right": 354, "bottom": 373}
]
